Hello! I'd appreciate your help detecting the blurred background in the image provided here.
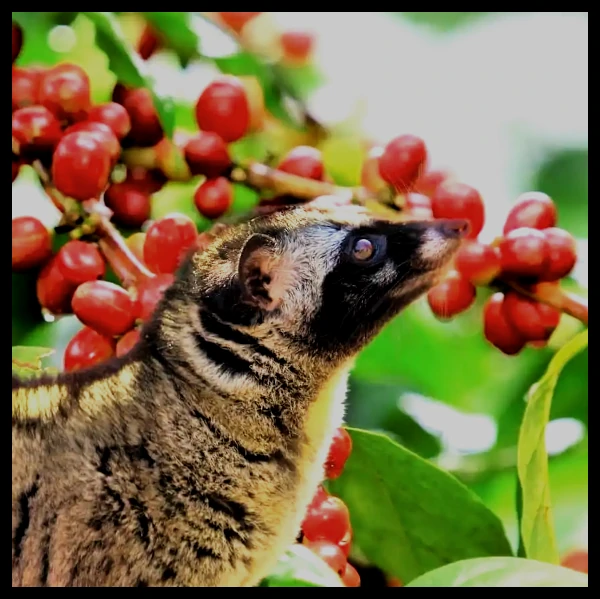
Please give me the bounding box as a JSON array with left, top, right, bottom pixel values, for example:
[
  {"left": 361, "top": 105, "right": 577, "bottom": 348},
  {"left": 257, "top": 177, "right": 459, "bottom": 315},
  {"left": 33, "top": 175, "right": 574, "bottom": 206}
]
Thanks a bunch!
[{"left": 12, "top": 12, "right": 588, "bottom": 557}]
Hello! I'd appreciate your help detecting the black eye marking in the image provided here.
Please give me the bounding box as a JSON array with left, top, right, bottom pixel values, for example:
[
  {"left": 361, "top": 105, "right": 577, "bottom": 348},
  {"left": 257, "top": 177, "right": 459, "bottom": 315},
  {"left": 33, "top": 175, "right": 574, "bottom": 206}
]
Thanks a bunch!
[{"left": 346, "top": 234, "right": 387, "bottom": 265}]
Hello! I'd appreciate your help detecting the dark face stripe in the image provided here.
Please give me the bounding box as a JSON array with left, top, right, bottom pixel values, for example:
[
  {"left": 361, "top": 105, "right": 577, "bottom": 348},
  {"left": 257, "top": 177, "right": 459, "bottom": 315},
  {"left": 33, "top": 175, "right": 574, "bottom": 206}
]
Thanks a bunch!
[
  {"left": 13, "top": 478, "right": 39, "bottom": 559},
  {"left": 192, "top": 331, "right": 252, "bottom": 378}
]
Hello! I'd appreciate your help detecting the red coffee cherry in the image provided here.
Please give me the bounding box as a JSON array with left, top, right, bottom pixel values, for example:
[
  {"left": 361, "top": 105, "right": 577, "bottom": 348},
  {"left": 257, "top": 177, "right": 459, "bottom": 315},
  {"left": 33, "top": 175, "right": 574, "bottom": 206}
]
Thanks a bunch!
[
  {"left": 337, "top": 528, "right": 352, "bottom": 558},
  {"left": 324, "top": 428, "right": 353, "bottom": 480},
  {"left": 280, "top": 30, "right": 314, "bottom": 65},
  {"left": 36, "top": 256, "right": 77, "bottom": 315},
  {"left": 12, "top": 22, "right": 23, "bottom": 64},
  {"left": 12, "top": 106, "right": 62, "bottom": 156},
  {"left": 483, "top": 293, "right": 526, "bottom": 355},
  {"left": 540, "top": 227, "right": 577, "bottom": 281},
  {"left": 56, "top": 240, "right": 105, "bottom": 285},
  {"left": 195, "top": 76, "right": 250, "bottom": 143},
  {"left": 427, "top": 271, "right": 477, "bottom": 319},
  {"left": 143, "top": 214, "right": 198, "bottom": 274},
  {"left": 12, "top": 66, "right": 44, "bottom": 112},
  {"left": 135, "top": 273, "right": 175, "bottom": 321},
  {"left": 455, "top": 240, "right": 501, "bottom": 285},
  {"left": 499, "top": 227, "right": 549, "bottom": 279},
  {"left": 341, "top": 563, "right": 361, "bottom": 587},
  {"left": 502, "top": 292, "right": 561, "bottom": 342},
  {"left": 414, "top": 168, "right": 453, "bottom": 198},
  {"left": 305, "top": 541, "right": 347, "bottom": 577},
  {"left": 116, "top": 328, "right": 141, "bottom": 357},
  {"left": 105, "top": 182, "right": 151, "bottom": 228},
  {"left": 38, "top": 63, "right": 91, "bottom": 121},
  {"left": 64, "top": 326, "right": 115, "bottom": 372},
  {"left": 137, "top": 24, "right": 162, "bottom": 60},
  {"left": 404, "top": 192, "right": 434, "bottom": 220},
  {"left": 63, "top": 121, "right": 120, "bottom": 165},
  {"left": 116, "top": 86, "right": 164, "bottom": 147},
  {"left": 361, "top": 146, "right": 388, "bottom": 193},
  {"left": 72, "top": 281, "right": 138, "bottom": 337},
  {"left": 278, "top": 146, "right": 325, "bottom": 181},
  {"left": 218, "top": 12, "right": 261, "bottom": 33},
  {"left": 194, "top": 177, "right": 233, "bottom": 220},
  {"left": 302, "top": 496, "right": 351, "bottom": 545},
  {"left": 560, "top": 549, "right": 588, "bottom": 574},
  {"left": 51, "top": 131, "right": 112, "bottom": 201},
  {"left": 431, "top": 182, "right": 485, "bottom": 240},
  {"left": 378, "top": 134, "right": 428, "bottom": 192},
  {"left": 184, "top": 131, "right": 231, "bottom": 178},
  {"left": 126, "top": 166, "right": 167, "bottom": 195},
  {"left": 503, "top": 192, "right": 557, "bottom": 235},
  {"left": 87, "top": 102, "right": 132, "bottom": 140},
  {"left": 12, "top": 217, "right": 53, "bottom": 271}
]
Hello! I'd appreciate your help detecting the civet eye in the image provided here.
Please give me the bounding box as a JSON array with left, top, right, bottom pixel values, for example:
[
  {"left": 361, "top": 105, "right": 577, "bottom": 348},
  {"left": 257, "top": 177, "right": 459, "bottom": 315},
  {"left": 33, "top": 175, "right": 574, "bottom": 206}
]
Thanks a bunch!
[{"left": 352, "top": 238, "right": 374, "bottom": 261}]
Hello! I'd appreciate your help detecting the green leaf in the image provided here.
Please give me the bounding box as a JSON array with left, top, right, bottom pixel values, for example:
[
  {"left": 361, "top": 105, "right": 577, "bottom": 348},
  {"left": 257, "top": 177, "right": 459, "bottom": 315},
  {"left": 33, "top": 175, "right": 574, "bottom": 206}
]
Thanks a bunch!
[
  {"left": 517, "top": 329, "right": 588, "bottom": 564},
  {"left": 260, "top": 545, "right": 343, "bottom": 587},
  {"left": 141, "top": 12, "right": 200, "bottom": 67},
  {"left": 12, "top": 346, "right": 55, "bottom": 378},
  {"left": 405, "top": 556, "right": 588, "bottom": 587},
  {"left": 82, "top": 12, "right": 175, "bottom": 137},
  {"left": 328, "top": 428, "right": 512, "bottom": 584}
]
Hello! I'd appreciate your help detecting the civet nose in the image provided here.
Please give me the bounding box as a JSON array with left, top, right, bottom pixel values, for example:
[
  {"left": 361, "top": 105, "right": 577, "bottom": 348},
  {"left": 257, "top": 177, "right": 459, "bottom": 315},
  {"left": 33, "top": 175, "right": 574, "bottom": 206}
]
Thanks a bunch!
[{"left": 435, "top": 218, "right": 470, "bottom": 239}]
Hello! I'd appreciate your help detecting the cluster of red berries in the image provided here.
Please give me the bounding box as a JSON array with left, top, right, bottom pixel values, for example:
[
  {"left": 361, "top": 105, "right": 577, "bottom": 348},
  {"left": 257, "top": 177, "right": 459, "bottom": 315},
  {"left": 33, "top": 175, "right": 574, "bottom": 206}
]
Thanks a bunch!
[
  {"left": 361, "top": 134, "right": 578, "bottom": 355},
  {"left": 300, "top": 427, "right": 360, "bottom": 587}
]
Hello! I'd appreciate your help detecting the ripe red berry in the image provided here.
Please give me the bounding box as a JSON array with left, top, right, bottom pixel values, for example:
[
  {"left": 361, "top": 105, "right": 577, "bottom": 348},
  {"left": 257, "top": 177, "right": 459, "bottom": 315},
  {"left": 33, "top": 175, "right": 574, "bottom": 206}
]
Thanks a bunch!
[
  {"left": 302, "top": 496, "right": 351, "bottom": 545},
  {"left": 64, "top": 121, "right": 120, "bottom": 165},
  {"left": 12, "top": 66, "right": 44, "bottom": 112},
  {"left": 427, "top": 271, "right": 477, "bottom": 319},
  {"left": 105, "top": 182, "right": 151, "bottom": 228},
  {"left": 305, "top": 541, "right": 347, "bottom": 577},
  {"left": 431, "top": 182, "right": 485, "bottom": 240},
  {"left": 324, "top": 428, "right": 353, "bottom": 480},
  {"left": 116, "top": 328, "right": 141, "bottom": 357},
  {"left": 278, "top": 146, "right": 325, "bottom": 181},
  {"left": 502, "top": 292, "right": 560, "bottom": 342},
  {"left": 483, "top": 293, "right": 526, "bottom": 355},
  {"left": 218, "top": 12, "right": 261, "bottom": 33},
  {"left": 195, "top": 76, "right": 250, "bottom": 143},
  {"left": 126, "top": 166, "right": 167, "bottom": 195},
  {"left": 307, "top": 485, "right": 330, "bottom": 512},
  {"left": 38, "top": 63, "right": 91, "bottom": 121},
  {"left": 52, "top": 131, "right": 112, "bottom": 201},
  {"left": 414, "top": 168, "right": 453, "bottom": 198},
  {"left": 143, "top": 214, "right": 198, "bottom": 274},
  {"left": 378, "top": 135, "right": 428, "bottom": 192},
  {"left": 455, "top": 240, "right": 501, "bottom": 285},
  {"left": 72, "top": 281, "right": 138, "bottom": 337},
  {"left": 135, "top": 273, "right": 175, "bottom": 321},
  {"left": 64, "top": 326, "right": 115, "bottom": 372},
  {"left": 560, "top": 550, "right": 588, "bottom": 574},
  {"left": 12, "top": 106, "right": 62, "bottom": 156},
  {"left": 540, "top": 227, "right": 577, "bottom": 281},
  {"left": 36, "top": 256, "right": 77, "bottom": 314},
  {"left": 116, "top": 86, "right": 164, "bottom": 147},
  {"left": 12, "top": 22, "right": 23, "bottom": 63},
  {"left": 503, "top": 192, "right": 557, "bottom": 235},
  {"left": 337, "top": 528, "right": 352, "bottom": 558},
  {"left": 194, "top": 178, "right": 233, "bottom": 220},
  {"left": 404, "top": 192, "right": 434, "bottom": 220},
  {"left": 280, "top": 30, "right": 314, "bottom": 65},
  {"left": 12, "top": 217, "right": 53, "bottom": 271},
  {"left": 499, "top": 227, "right": 549, "bottom": 279},
  {"left": 137, "top": 24, "right": 162, "bottom": 60},
  {"left": 361, "top": 146, "right": 387, "bottom": 193},
  {"left": 184, "top": 131, "right": 231, "bottom": 178},
  {"left": 87, "top": 102, "right": 132, "bottom": 140},
  {"left": 56, "top": 240, "right": 105, "bottom": 285},
  {"left": 341, "top": 563, "right": 361, "bottom": 587}
]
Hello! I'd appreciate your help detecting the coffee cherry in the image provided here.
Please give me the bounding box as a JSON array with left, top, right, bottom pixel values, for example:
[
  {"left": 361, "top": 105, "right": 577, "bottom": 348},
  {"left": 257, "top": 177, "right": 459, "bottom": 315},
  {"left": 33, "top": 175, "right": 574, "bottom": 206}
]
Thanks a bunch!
[
  {"left": 183, "top": 131, "right": 231, "bottom": 178},
  {"left": 72, "top": 281, "right": 138, "bottom": 337},
  {"left": 36, "top": 256, "right": 77, "bottom": 314},
  {"left": 195, "top": 76, "right": 250, "bottom": 143},
  {"left": 87, "top": 102, "right": 131, "bottom": 140},
  {"left": 218, "top": 12, "right": 261, "bottom": 33},
  {"left": 64, "top": 121, "right": 120, "bottom": 165},
  {"left": 194, "top": 178, "right": 234, "bottom": 220},
  {"left": 540, "top": 227, "right": 577, "bottom": 281},
  {"left": 302, "top": 496, "right": 351, "bottom": 545},
  {"left": 280, "top": 30, "right": 314, "bottom": 65},
  {"left": 308, "top": 485, "right": 330, "bottom": 512},
  {"left": 361, "top": 146, "right": 388, "bottom": 193},
  {"left": 143, "top": 214, "right": 198, "bottom": 274},
  {"left": 126, "top": 166, "right": 167, "bottom": 195},
  {"left": 427, "top": 272, "right": 477, "bottom": 319},
  {"left": 56, "top": 240, "right": 105, "bottom": 285},
  {"left": 337, "top": 528, "right": 352, "bottom": 558},
  {"left": 64, "top": 326, "right": 115, "bottom": 372},
  {"left": 404, "top": 192, "right": 434, "bottom": 219},
  {"left": 116, "top": 86, "right": 164, "bottom": 147},
  {"left": 105, "top": 182, "right": 151, "bottom": 228},
  {"left": 13, "top": 22, "right": 23, "bottom": 63},
  {"left": 38, "top": 63, "right": 91, "bottom": 122},
  {"left": 52, "top": 131, "right": 112, "bottom": 201},
  {"left": 502, "top": 292, "right": 560, "bottom": 342},
  {"left": 483, "top": 293, "right": 526, "bottom": 355},
  {"left": 455, "top": 240, "right": 501, "bottom": 285},
  {"left": 278, "top": 146, "right": 325, "bottom": 181},
  {"left": 116, "top": 328, "right": 141, "bottom": 357},
  {"left": 324, "top": 428, "right": 353, "bottom": 480},
  {"left": 341, "top": 563, "right": 361, "bottom": 587},
  {"left": 305, "top": 541, "right": 347, "bottom": 577},
  {"left": 12, "top": 106, "right": 62, "bottom": 156},
  {"left": 503, "top": 192, "right": 557, "bottom": 235},
  {"left": 378, "top": 135, "right": 428, "bottom": 192},
  {"left": 136, "top": 273, "right": 175, "bottom": 321},
  {"left": 12, "top": 66, "right": 44, "bottom": 112},
  {"left": 560, "top": 549, "right": 588, "bottom": 574},
  {"left": 12, "top": 217, "right": 53, "bottom": 271},
  {"left": 499, "top": 227, "right": 549, "bottom": 279},
  {"left": 414, "top": 168, "right": 453, "bottom": 197},
  {"left": 137, "top": 23, "right": 162, "bottom": 60},
  {"left": 431, "top": 182, "right": 485, "bottom": 240}
]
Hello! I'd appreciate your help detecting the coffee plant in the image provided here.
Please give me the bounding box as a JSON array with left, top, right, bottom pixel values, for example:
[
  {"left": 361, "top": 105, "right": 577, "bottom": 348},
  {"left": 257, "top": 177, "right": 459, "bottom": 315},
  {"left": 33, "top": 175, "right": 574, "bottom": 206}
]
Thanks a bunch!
[{"left": 12, "top": 12, "right": 588, "bottom": 587}]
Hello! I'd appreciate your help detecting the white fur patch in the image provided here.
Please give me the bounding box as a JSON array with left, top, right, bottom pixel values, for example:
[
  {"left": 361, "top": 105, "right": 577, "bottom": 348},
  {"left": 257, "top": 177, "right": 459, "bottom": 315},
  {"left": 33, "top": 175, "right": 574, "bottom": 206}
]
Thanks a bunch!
[{"left": 418, "top": 228, "right": 450, "bottom": 264}]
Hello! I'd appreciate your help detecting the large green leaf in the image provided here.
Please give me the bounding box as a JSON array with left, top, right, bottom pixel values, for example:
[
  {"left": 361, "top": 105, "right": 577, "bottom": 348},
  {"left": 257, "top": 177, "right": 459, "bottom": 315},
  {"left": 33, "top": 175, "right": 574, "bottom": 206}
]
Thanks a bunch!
[
  {"left": 517, "top": 330, "right": 588, "bottom": 564},
  {"left": 260, "top": 545, "right": 343, "bottom": 587},
  {"left": 12, "top": 345, "right": 57, "bottom": 379},
  {"left": 328, "top": 428, "right": 512, "bottom": 584},
  {"left": 141, "top": 12, "right": 200, "bottom": 67},
  {"left": 405, "top": 557, "right": 588, "bottom": 587},
  {"left": 82, "top": 12, "right": 175, "bottom": 137}
]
